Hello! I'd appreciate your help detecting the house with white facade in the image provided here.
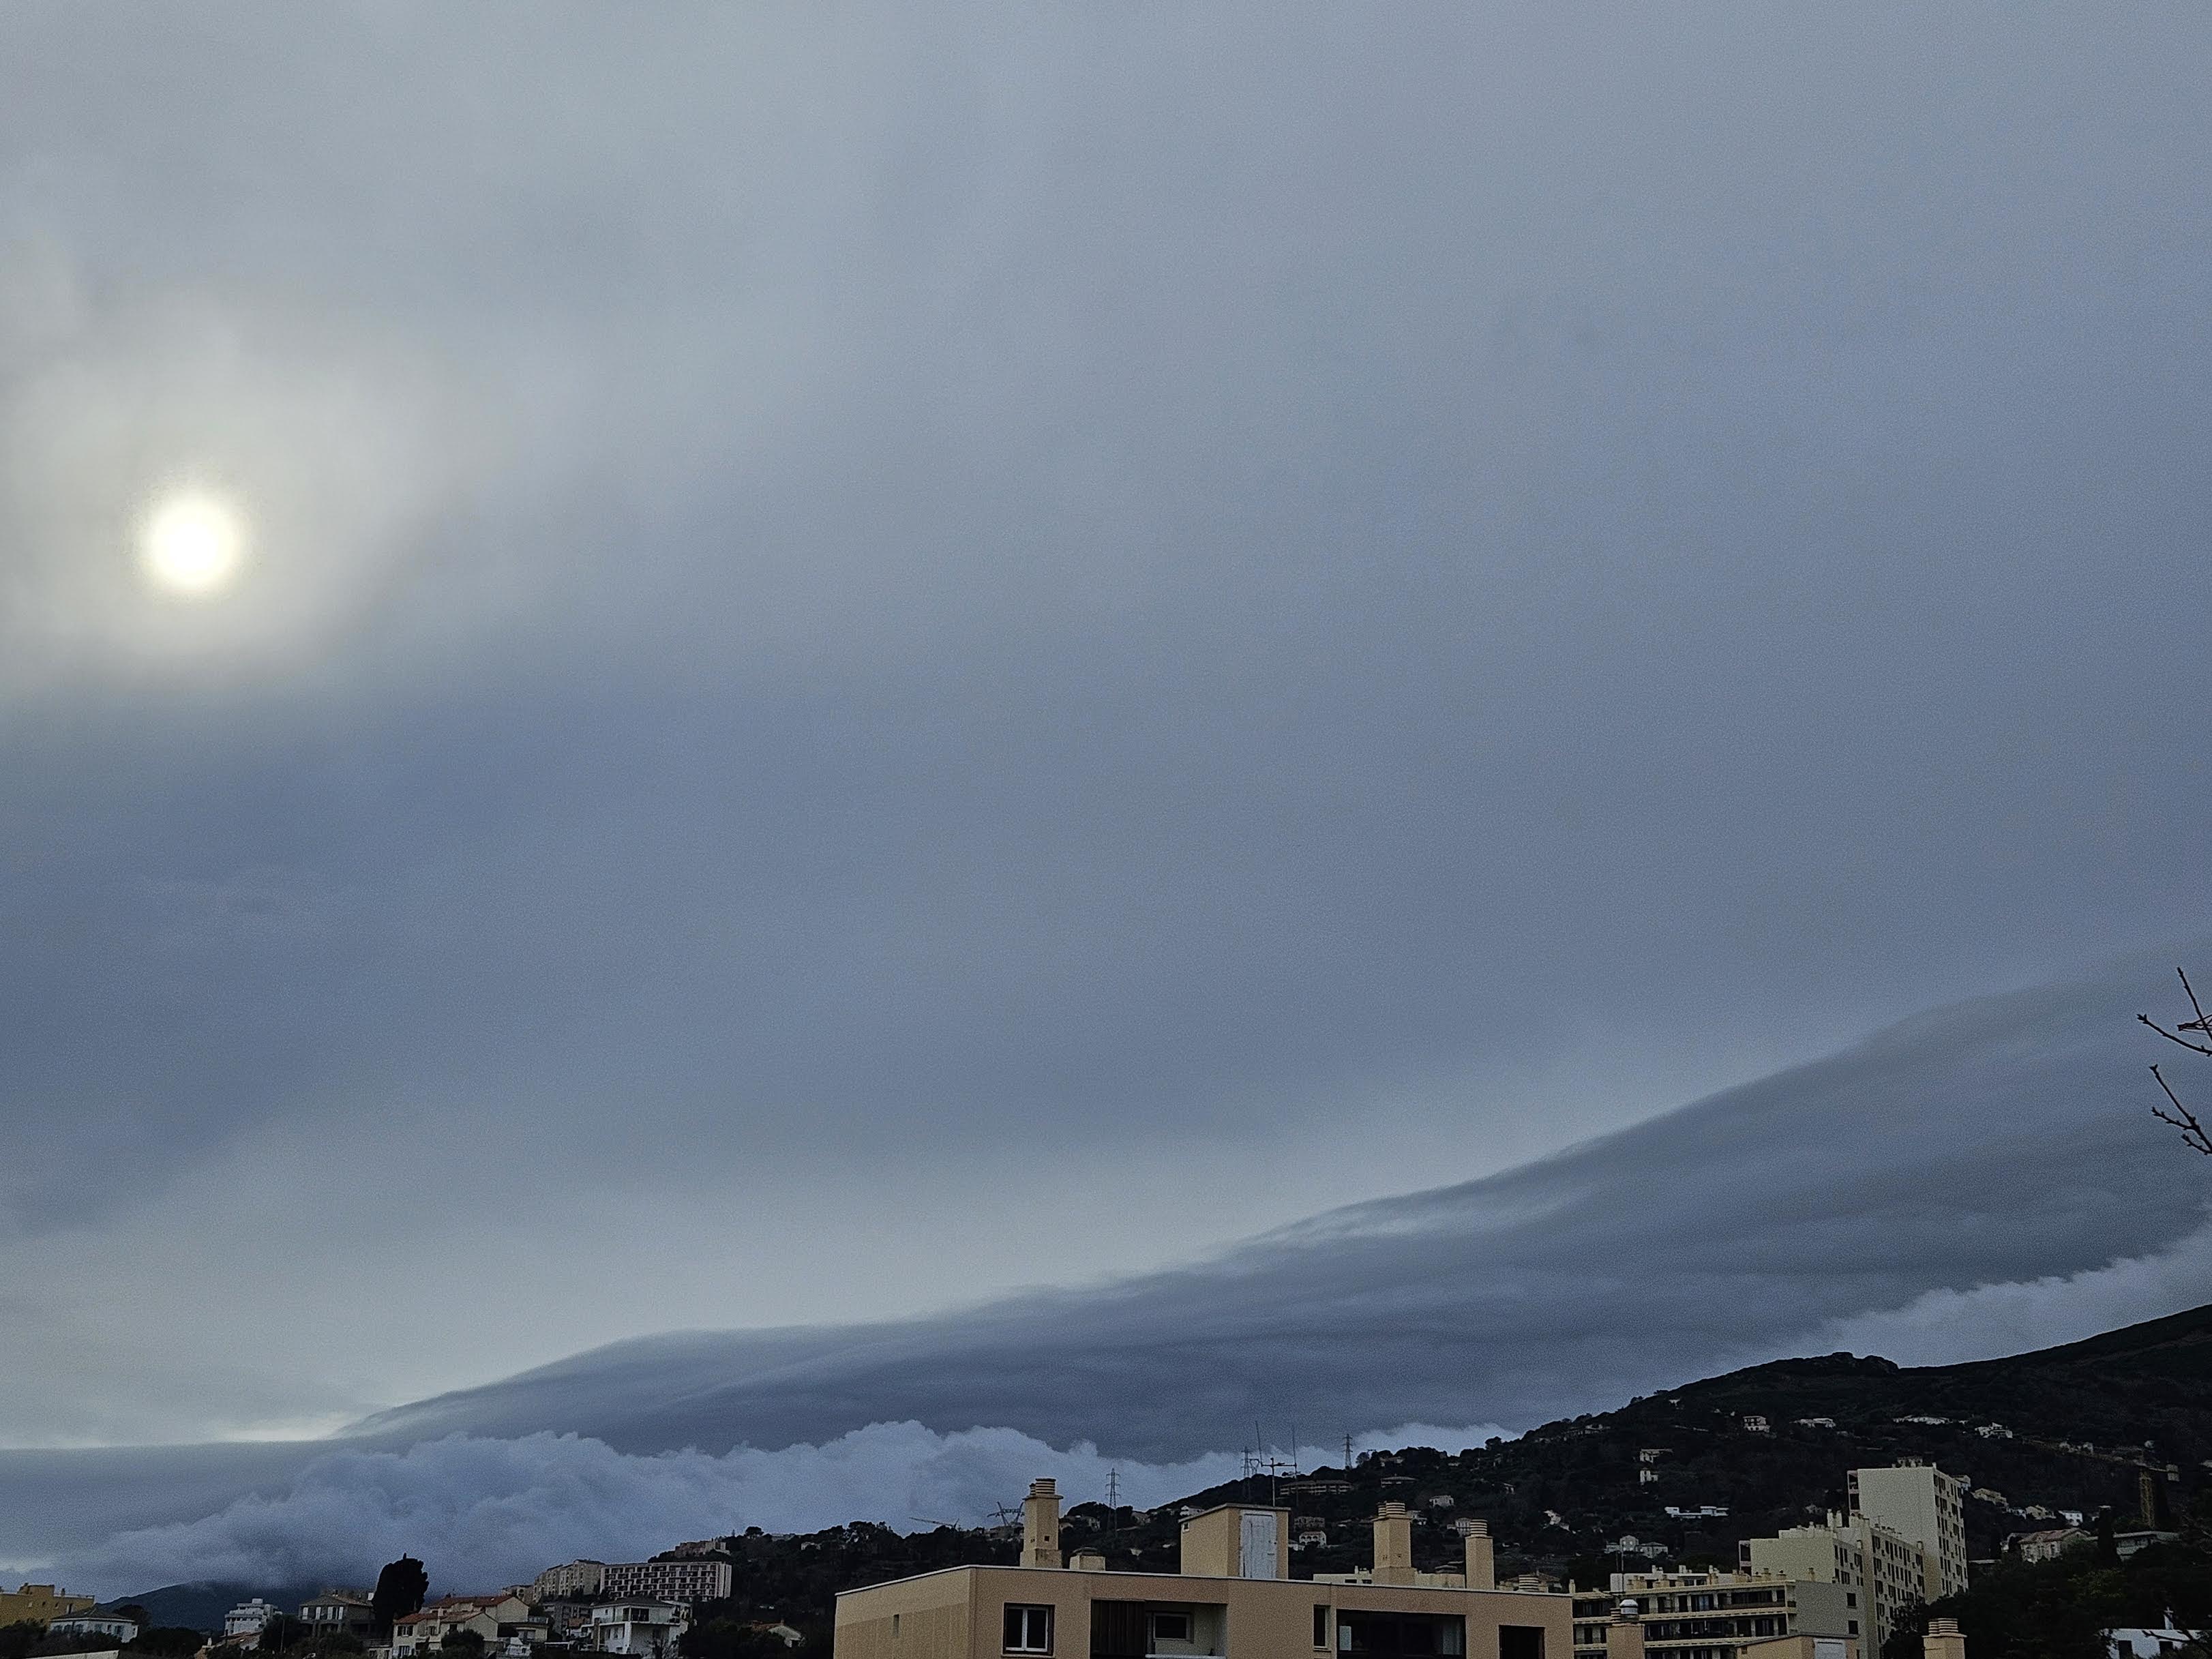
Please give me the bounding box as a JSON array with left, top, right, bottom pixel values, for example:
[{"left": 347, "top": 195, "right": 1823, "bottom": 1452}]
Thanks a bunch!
[{"left": 591, "top": 1601, "right": 688, "bottom": 1658}]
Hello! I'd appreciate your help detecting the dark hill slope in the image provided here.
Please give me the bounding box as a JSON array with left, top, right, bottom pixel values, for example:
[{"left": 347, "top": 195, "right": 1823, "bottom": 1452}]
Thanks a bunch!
[{"left": 1146, "top": 1303, "right": 2212, "bottom": 1580}]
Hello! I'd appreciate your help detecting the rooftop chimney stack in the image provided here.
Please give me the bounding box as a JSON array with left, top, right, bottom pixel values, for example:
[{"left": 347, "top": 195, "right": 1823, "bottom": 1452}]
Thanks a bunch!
[
  {"left": 1605, "top": 1602, "right": 1645, "bottom": 1659},
  {"left": 1923, "top": 1620, "right": 1967, "bottom": 1659},
  {"left": 1463, "top": 1519, "right": 1495, "bottom": 1589},
  {"left": 1373, "top": 1501, "right": 1416, "bottom": 1585},
  {"left": 1022, "top": 1479, "right": 1062, "bottom": 1570}
]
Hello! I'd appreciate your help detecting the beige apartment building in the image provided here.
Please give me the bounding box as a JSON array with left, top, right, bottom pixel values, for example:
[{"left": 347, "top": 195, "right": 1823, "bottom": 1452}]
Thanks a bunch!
[
  {"left": 1744, "top": 1513, "right": 1922, "bottom": 1655},
  {"left": 1847, "top": 1465, "right": 1966, "bottom": 1602},
  {"left": 1572, "top": 1570, "right": 1863, "bottom": 1659},
  {"left": 0, "top": 1586, "right": 96, "bottom": 1628},
  {"left": 839, "top": 1480, "right": 1570, "bottom": 1659},
  {"left": 533, "top": 1560, "right": 608, "bottom": 1600}
]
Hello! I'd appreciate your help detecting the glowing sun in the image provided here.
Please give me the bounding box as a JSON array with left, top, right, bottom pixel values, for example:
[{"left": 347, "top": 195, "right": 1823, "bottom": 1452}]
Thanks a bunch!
[{"left": 140, "top": 491, "right": 249, "bottom": 597}]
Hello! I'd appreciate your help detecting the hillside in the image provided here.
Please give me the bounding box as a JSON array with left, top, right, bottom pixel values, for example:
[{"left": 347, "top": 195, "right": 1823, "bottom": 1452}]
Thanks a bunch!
[{"left": 1139, "top": 1301, "right": 2212, "bottom": 1583}]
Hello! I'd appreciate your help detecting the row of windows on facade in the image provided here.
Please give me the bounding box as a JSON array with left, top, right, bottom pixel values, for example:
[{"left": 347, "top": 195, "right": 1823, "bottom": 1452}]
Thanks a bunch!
[{"left": 995, "top": 1604, "right": 1542, "bottom": 1659}]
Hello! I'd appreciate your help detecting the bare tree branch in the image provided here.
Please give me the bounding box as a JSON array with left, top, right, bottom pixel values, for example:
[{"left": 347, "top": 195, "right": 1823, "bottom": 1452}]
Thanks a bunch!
[
  {"left": 2142, "top": 969, "right": 2212, "bottom": 1159},
  {"left": 2136, "top": 1013, "right": 2212, "bottom": 1056},
  {"left": 2149, "top": 1064, "right": 2212, "bottom": 1157},
  {"left": 2179, "top": 966, "right": 2212, "bottom": 1035}
]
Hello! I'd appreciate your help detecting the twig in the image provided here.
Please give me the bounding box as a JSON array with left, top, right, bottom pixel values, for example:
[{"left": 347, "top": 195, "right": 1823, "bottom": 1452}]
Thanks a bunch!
[
  {"left": 2179, "top": 966, "right": 2212, "bottom": 1035},
  {"left": 2149, "top": 1064, "right": 2212, "bottom": 1157}
]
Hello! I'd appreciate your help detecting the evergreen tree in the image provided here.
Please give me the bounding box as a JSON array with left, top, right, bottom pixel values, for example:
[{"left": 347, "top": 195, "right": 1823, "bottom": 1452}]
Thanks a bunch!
[{"left": 372, "top": 1558, "right": 430, "bottom": 1638}]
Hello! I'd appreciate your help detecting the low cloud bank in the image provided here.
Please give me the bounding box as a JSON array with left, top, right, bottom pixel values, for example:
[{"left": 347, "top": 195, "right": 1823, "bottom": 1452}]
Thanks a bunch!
[
  {"left": 1810, "top": 1215, "right": 2212, "bottom": 1367},
  {"left": 46, "top": 1420, "right": 1505, "bottom": 1598}
]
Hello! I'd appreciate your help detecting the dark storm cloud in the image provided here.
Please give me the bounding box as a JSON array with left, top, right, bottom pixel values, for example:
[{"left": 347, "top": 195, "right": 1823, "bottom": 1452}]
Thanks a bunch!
[
  {"left": 1, "top": 4, "right": 2209, "bottom": 1444},
  {"left": 5, "top": 948, "right": 2208, "bottom": 1589},
  {"left": 342, "top": 947, "right": 2212, "bottom": 1458}
]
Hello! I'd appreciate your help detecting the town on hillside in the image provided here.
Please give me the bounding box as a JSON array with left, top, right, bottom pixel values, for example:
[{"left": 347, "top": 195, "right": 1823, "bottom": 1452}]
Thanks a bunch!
[{"left": 3, "top": 1451, "right": 2204, "bottom": 1659}]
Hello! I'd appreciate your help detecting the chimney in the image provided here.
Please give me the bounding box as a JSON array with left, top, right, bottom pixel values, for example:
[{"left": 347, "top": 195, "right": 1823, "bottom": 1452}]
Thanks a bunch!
[
  {"left": 1922, "top": 1620, "right": 1967, "bottom": 1659},
  {"left": 1605, "top": 1602, "right": 1644, "bottom": 1659},
  {"left": 1372, "top": 1502, "right": 1416, "bottom": 1585},
  {"left": 1022, "top": 1479, "right": 1062, "bottom": 1570},
  {"left": 1463, "top": 1519, "right": 1495, "bottom": 1589}
]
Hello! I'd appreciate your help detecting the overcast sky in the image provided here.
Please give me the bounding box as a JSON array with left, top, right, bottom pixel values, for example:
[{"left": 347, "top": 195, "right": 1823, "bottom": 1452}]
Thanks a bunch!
[{"left": 2, "top": 1, "right": 2209, "bottom": 1474}]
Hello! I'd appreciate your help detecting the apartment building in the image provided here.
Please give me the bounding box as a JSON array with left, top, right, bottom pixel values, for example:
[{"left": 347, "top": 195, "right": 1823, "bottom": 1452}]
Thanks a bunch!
[
  {"left": 226, "top": 1600, "right": 283, "bottom": 1642},
  {"left": 533, "top": 1561, "right": 608, "bottom": 1600},
  {"left": 603, "top": 1560, "right": 734, "bottom": 1606},
  {"left": 0, "top": 1585, "right": 96, "bottom": 1628},
  {"left": 1847, "top": 1466, "right": 1967, "bottom": 1602},
  {"left": 838, "top": 1479, "right": 1569, "bottom": 1659},
  {"left": 1744, "top": 1513, "right": 1922, "bottom": 1654},
  {"left": 1571, "top": 1569, "right": 1862, "bottom": 1659}
]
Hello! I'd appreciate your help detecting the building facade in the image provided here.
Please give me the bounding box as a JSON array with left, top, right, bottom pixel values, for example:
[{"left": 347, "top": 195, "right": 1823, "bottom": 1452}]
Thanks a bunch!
[
  {"left": 391, "top": 1594, "right": 534, "bottom": 1658},
  {"left": 301, "top": 1594, "right": 376, "bottom": 1640},
  {"left": 602, "top": 1561, "right": 734, "bottom": 1606},
  {"left": 1572, "top": 1570, "right": 1863, "bottom": 1659},
  {"left": 0, "top": 1586, "right": 96, "bottom": 1628},
  {"left": 1744, "top": 1513, "right": 1923, "bottom": 1653},
  {"left": 534, "top": 1561, "right": 608, "bottom": 1601},
  {"left": 49, "top": 1616, "right": 140, "bottom": 1645},
  {"left": 591, "top": 1602, "right": 688, "bottom": 1658},
  {"left": 839, "top": 1480, "right": 1568, "bottom": 1659},
  {"left": 1847, "top": 1466, "right": 1966, "bottom": 1603},
  {"left": 226, "top": 1600, "right": 283, "bottom": 1642}
]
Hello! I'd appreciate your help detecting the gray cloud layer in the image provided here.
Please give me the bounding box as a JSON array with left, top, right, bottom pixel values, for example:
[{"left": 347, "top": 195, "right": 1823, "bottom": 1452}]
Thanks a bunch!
[
  {"left": 2, "top": 0, "right": 2209, "bottom": 1497},
  {"left": 5, "top": 947, "right": 2205, "bottom": 1589},
  {"left": 350, "top": 948, "right": 2212, "bottom": 1459}
]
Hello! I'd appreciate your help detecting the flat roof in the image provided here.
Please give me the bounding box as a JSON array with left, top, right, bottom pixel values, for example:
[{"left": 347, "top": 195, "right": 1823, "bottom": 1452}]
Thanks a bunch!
[{"left": 837, "top": 1564, "right": 1568, "bottom": 1600}]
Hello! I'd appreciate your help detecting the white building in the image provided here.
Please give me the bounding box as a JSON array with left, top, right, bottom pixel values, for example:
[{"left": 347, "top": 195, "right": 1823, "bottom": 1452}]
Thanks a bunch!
[
  {"left": 591, "top": 1601, "right": 688, "bottom": 1658},
  {"left": 50, "top": 1616, "right": 140, "bottom": 1645},
  {"left": 2106, "top": 1625, "right": 2203, "bottom": 1659},
  {"left": 226, "top": 1599, "right": 282, "bottom": 1642}
]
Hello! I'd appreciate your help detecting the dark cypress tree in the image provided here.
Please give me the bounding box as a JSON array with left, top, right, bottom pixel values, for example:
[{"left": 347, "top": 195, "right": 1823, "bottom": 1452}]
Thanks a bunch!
[{"left": 372, "top": 1557, "right": 430, "bottom": 1637}]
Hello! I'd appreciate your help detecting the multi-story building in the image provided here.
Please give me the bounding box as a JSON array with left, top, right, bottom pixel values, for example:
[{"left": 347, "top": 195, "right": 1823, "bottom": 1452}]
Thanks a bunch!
[
  {"left": 533, "top": 1561, "right": 608, "bottom": 1601},
  {"left": 0, "top": 1586, "right": 96, "bottom": 1628},
  {"left": 591, "top": 1601, "right": 688, "bottom": 1658},
  {"left": 1744, "top": 1513, "right": 1922, "bottom": 1654},
  {"left": 300, "top": 1593, "right": 376, "bottom": 1641},
  {"left": 1848, "top": 1465, "right": 1967, "bottom": 1602},
  {"left": 1572, "top": 1569, "right": 1863, "bottom": 1659},
  {"left": 839, "top": 1479, "right": 1568, "bottom": 1659},
  {"left": 226, "top": 1599, "right": 283, "bottom": 1642},
  {"left": 601, "top": 1561, "right": 732, "bottom": 1606}
]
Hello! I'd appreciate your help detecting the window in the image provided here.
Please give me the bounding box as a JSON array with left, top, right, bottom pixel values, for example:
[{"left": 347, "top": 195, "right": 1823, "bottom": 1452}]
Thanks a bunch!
[
  {"left": 1501, "top": 1628, "right": 1545, "bottom": 1659},
  {"left": 1152, "top": 1613, "right": 1191, "bottom": 1645},
  {"left": 1317, "top": 1607, "right": 1333, "bottom": 1649},
  {"left": 1006, "top": 1605, "right": 1054, "bottom": 1655}
]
